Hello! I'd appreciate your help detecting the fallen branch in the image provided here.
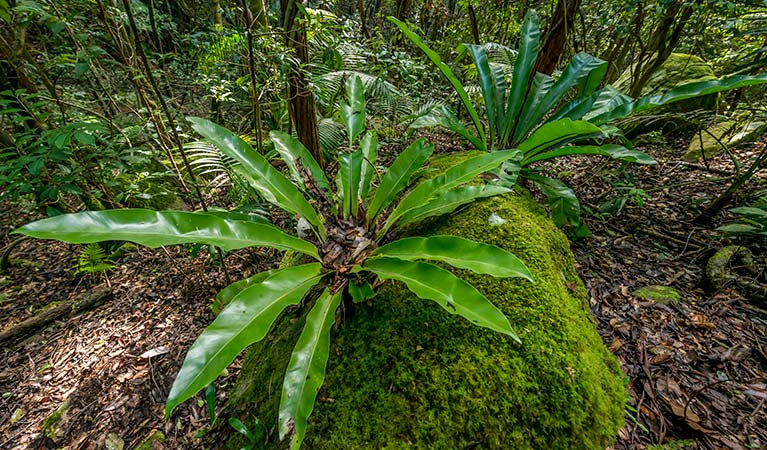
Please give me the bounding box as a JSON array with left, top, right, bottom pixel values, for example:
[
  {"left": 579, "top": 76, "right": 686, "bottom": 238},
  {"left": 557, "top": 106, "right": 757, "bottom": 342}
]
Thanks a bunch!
[{"left": 0, "top": 285, "right": 113, "bottom": 345}]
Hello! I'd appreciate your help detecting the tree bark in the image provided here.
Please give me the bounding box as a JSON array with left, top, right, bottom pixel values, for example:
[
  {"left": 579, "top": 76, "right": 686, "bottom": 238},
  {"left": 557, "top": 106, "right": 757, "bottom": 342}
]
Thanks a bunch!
[
  {"left": 467, "top": 3, "right": 480, "bottom": 45},
  {"left": 628, "top": 2, "right": 697, "bottom": 98},
  {"left": 533, "top": 0, "right": 582, "bottom": 75},
  {"left": 282, "top": 0, "right": 323, "bottom": 166}
]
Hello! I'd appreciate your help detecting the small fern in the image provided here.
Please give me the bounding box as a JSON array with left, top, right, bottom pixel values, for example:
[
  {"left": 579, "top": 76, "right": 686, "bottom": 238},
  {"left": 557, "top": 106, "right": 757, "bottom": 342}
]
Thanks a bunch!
[{"left": 73, "top": 243, "right": 115, "bottom": 275}]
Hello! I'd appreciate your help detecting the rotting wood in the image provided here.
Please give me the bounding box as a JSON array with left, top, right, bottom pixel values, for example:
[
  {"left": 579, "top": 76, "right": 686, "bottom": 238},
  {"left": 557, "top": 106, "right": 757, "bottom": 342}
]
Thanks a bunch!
[{"left": 0, "top": 285, "right": 113, "bottom": 346}]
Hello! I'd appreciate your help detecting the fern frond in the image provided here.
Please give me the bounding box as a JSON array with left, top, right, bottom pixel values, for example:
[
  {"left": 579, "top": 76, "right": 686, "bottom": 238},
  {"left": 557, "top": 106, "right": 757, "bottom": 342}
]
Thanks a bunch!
[{"left": 74, "top": 243, "right": 114, "bottom": 275}]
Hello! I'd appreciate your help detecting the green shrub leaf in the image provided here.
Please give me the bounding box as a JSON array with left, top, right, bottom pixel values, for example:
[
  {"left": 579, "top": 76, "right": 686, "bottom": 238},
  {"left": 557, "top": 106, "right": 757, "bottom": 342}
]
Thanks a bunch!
[
  {"left": 358, "top": 132, "right": 378, "bottom": 202},
  {"left": 14, "top": 209, "right": 320, "bottom": 259},
  {"left": 372, "top": 235, "right": 532, "bottom": 280},
  {"left": 523, "top": 144, "right": 656, "bottom": 165},
  {"left": 382, "top": 150, "right": 520, "bottom": 234},
  {"left": 188, "top": 117, "right": 325, "bottom": 239},
  {"left": 389, "top": 16, "right": 486, "bottom": 146},
  {"left": 363, "top": 257, "right": 519, "bottom": 341},
  {"left": 394, "top": 185, "right": 512, "bottom": 227},
  {"left": 270, "top": 131, "right": 331, "bottom": 192},
  {"left": 341, "top": 75, "right": 366, "bottom": 145},
  {"left": 367, "top": 138, "right": 433, "bottom": 220},
  {"left": 279, "top": 288, "right": 342, "bottom": 449},
  {"left": 502, "top": 9, "right": 540, "bottom": 145},
  {"left": 166, "top": 263, "right": 326, "bottom": 418}
]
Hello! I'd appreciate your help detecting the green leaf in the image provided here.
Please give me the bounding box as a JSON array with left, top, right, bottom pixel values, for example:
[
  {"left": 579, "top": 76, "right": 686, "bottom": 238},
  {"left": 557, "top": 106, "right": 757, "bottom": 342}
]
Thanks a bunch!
[
  {"left": 216, "top": 271, "right": 273, "bottom": 309},
  {"left": 513, "top": 73, "right": 554, "bottom": 144},
  {"left": 382, "top": 150, "right": 521, "bottom": 234},
  {"left": 188, "top": 117, "right": 325, "bottom": 240},
  {"left": 363, "top": 257, "right": 519, "bottom": 341},
  {"left": 580, "top": 86, "right": 634, "bottom": 124},
  {"left": 517, "top": 53, "right": 608, "bottom": 140},
  {"left": 395, "top": 185, "right": 512, "bottom": 227},
  {"left": 716, "top": 223, "right": 758, "bottom": 234},
  {"left": 340, "top": 75, "right": 366, "bottom": 145},
  {"left": 372, "top": 236, "right": 532, "bottom": 280},
  {"left": 523, "top": 144, "right": 656, "bottom": 165},
  {"left": 14, "top": 210, "right": 319, "bottom": 259},
  {"left": 270, "top": 131, "right": 331, "bottom": 192},
  {"left": 501, "top": 9, "right": 540, "bottom": 145},
  {"left": 389, "top": 17, "right": 486, "bottom": 146},
  {"left": 633, "top": 73, "right": 767, "bottom": 115},
  {"left": 526, "top": 174, "right": 580, "bottom": 228},
  {"left": 165, "top": 263, "right": 326, "bottom": 417},
  {"left": 358, "top": 132, "right": 378, "bottom": 202},
  {"left": 200, "top": 209, "right": 270, "bottom": 224},
  {"left": 519, "top": 118, "right": 604, "bottom": 162},
  {"left": 228, "top": 418, "right": 256, "bottom": 442},
  {"left": 348, "top": 280, "right": 375, "bottom": 303},
  {"left": 367, "top": 138, "right": 433, "bottom": 220},
  {"left": 0, "top": 0, "right": 10, "bottom": 23},
  {"left": 589, "top": 74, "right": 767, "bottom": 125},
  {"left": 336, "top": 149, "right": 363, "bottom": 219},
  {"left": 409, "top": 105, "right": 486, "bottom": 151},
  {"left": 461, "top": 44, "right": 505, "bottom": 146},
  {"left": 279, "top": 288, "right": 342, "bottom": 449},
  {"left": 730, "top": 207, "right": 767, "bottom": 218}
]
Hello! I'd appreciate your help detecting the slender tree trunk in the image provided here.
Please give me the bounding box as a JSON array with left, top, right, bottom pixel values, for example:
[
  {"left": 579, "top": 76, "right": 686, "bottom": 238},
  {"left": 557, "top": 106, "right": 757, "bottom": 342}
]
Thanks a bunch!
[
  {"left": 358, "top": 0, "right": 370, "bottom": 39},
  {"left": 467, "top": 3, "right": 480, "bottom": 45},
  {"left": 628, "top": 2, "right": 698, "bottom": 97},
  {"left": 282, "top": 0, "right": 323, "bottom": 166},
  {"left": 241, "top": 0, "right": 264, "bottom": 153},
  {"left": 533, "top": 0, "right": 582, "bottom": 75}
]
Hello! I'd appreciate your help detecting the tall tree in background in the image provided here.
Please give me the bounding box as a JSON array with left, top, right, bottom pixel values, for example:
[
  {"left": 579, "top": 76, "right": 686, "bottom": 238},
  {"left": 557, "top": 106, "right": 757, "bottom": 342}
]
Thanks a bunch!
[
  {"left": 534, "top": 0, "right": 582, "bottom": 75},
  {"left": 281, "top": 0, "right": 323, "bottom": 166},
  {"left": 627, "top": 1, "right": 699, "bottom": 97}
]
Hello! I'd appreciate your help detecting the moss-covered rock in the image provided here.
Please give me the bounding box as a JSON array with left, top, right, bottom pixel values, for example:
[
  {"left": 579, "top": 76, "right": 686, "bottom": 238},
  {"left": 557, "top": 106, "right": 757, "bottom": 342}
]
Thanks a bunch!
[
  {"left": 616, "top": 53, "right": 717, "bottom": 106},
  {"left": 684, "top": 121, "right": 737, "bottom": 161},
  {"left": 615, "top": 53, "right": 718, "bottom": 135},
  {"left": 224, "top": 191, "right": 626, "bottom": 449}
]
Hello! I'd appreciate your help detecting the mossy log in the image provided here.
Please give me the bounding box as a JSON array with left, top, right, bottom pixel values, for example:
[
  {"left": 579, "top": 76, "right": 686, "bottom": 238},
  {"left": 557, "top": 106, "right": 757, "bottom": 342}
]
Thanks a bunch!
[
  {"left": 0, "top": 285, "right": 112, "bottom": 345},
  {"left": 223, "top": 192, "right": 626, "bottom": 450}
]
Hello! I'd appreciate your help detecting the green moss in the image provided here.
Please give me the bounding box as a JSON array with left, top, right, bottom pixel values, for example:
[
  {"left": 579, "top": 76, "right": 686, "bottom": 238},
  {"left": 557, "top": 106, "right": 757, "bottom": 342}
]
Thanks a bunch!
[
  {"left": 615, "top": 53, "right": 718, "bottom": 114},
  {"left": 633, "top": 285, "right": 682, "bottom": 305},
  {"left": 134, "top": 430, "right": 165, "bottom": 449},
  {"left": 647, "top": 439, "right": 696, "bottom": 450},
  {"left": 684, "top": 121, "right": 737, "bottom": 161},
  {"left": 225, "top": 191, "right": 626, "bottom": 449},
  {"left": 41, "top": 398, "right": 70, "bottom": 438}
]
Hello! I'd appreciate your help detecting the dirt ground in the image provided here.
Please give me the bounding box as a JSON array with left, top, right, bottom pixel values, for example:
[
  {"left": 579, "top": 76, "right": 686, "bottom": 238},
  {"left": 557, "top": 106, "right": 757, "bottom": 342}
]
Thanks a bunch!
[{"left": 0, "top": 130, "right": 765, "bottom": 449}]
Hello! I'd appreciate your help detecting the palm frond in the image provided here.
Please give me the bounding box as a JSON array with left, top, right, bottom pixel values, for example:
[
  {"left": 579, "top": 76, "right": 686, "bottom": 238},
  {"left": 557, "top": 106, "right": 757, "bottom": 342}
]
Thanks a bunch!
[{"left": 186, "top": 141, "right": 240, "bottom": 188}]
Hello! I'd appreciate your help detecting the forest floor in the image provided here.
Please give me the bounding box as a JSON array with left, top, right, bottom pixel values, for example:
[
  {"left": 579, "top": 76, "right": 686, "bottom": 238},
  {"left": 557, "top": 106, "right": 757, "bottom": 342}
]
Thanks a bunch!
[{"left": 0, "top": 130, "right": 765, "bottom": 450}]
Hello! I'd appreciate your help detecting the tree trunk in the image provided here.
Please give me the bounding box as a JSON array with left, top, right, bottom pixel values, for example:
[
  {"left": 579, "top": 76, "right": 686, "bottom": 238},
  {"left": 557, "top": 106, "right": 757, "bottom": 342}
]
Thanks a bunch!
[
  {"left": 628, "top": 2, "right": 697, "bottom": 98},
  {"left": 467, "top": 3, "right": 480, "bottom": 45},
  {"left": 358, "top": 0, "right": 370, "bottom": 39},
  {"left": 282, "top": 0, "right": 323, "bottom": 166},
  {"left": 533, "top": 0, "right": 582, "bottom": 75}
]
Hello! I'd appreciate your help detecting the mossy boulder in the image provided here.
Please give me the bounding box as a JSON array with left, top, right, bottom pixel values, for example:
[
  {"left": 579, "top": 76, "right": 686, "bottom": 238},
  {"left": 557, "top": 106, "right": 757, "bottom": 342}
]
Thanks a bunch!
[
  {"left": 685, "top": 120, "right": 767, "bottom": 161},
  {"left": 616, "top": 53, "right": 717, "bottom": 107},
  {"left": 224, "top": 192, "right": 626, "bottom": 449},
  {"left": 684, "top": 121, "right": 737, "bottom": 161},
  {"left": 616, "top": 53, "right": 718, "bottom": 135}
]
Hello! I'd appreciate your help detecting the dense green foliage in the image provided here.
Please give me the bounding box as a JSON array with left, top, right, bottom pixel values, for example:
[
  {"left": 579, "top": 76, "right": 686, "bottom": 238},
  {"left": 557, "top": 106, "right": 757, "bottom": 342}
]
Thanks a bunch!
[
  {"left": 3, "top": 0, "right": 767, "bottom": 448},
  {"left": 15, "top": 77, "right": 532, "bottom": 449}
]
